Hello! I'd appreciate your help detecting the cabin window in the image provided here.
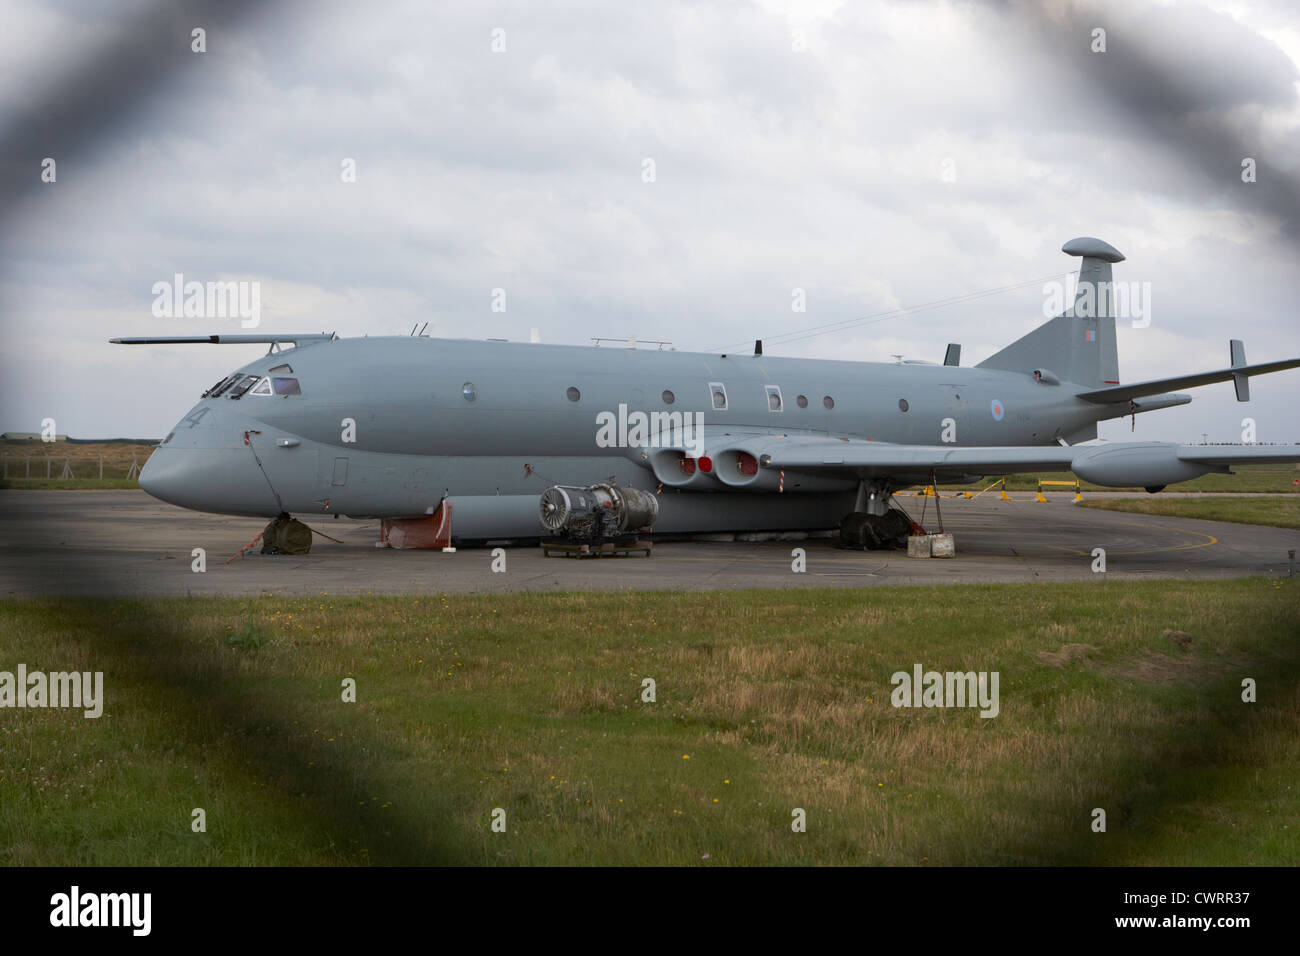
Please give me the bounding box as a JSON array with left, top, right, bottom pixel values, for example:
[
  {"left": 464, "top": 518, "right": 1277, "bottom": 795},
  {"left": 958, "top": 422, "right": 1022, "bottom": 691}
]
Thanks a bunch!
[
  {"left": 709, "top": 382, "right": 728, "bottom": 411},
  {"left": 823, "top": 395, "right": 834, "bottom": 410},
  {"left": 898, "top": 398, "right": 909, "bottom": 412},
  {"left": 765, "top": 385, "right": 783, "bottom": 412},
  {"left": 228, "top": 375, "right": 260, "bottom": 399},
  {"left": 271, "top": 377, "right": 301, "bottom": 396},
  {"left": 796, "top": 394, "right": 808, "bottom": 408},
  {"left": 662, "top": 389, "right": 675, "bottom": 405},
  {"left": 250, "top": 378, "right": 273, "bottom": 396},
  {"left": 566, "top": 386, "right": 581, "bottom": 402},
  {"left": 462, "top": 382, "right": 477, "bottom": 402}
]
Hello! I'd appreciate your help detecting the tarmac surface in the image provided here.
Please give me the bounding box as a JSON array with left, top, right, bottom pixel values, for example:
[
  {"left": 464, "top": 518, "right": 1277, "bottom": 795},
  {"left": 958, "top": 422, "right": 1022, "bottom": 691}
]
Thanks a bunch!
[{"left": 0, "top": 490, "right": 1296, "bottom": 597}]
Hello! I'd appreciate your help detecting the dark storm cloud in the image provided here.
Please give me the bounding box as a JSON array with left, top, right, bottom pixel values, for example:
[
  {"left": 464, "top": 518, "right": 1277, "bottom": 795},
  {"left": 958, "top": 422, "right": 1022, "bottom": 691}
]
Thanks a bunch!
[
  {"left": 1, "top": 0, "right": 1296, "bottom": 446},
  {"left": 0, "top": 0, "right": 268, "bottom": 226},
  {"left": 1008, "top": 0, "right": 1300, "bottom": 240}
]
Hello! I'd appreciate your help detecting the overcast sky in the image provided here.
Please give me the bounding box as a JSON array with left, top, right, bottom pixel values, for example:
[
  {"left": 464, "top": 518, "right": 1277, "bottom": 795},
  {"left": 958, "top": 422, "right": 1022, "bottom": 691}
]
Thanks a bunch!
[{"left": 1, "top": 0, "right": 1297, "bottom": 443}]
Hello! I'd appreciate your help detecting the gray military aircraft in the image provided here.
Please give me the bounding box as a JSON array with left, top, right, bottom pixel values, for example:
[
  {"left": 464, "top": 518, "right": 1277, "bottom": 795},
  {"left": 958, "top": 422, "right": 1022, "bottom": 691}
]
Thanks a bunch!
[{"left": 115, "top": 237, "right": 1300, "bottom": 546}]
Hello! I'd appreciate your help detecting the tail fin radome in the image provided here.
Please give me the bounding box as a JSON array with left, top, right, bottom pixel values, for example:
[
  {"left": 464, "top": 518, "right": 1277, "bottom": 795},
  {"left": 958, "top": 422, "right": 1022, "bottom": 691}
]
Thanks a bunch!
[{"left": 977, "top": 237, "right": 1123, "bottom": 388}]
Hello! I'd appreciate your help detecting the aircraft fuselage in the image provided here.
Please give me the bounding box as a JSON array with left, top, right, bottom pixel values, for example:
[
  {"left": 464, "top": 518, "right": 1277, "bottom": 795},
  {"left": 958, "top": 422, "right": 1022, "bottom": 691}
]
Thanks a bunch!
[{"left": 140, "top": 336, "right": 1116, "bottom": 539}]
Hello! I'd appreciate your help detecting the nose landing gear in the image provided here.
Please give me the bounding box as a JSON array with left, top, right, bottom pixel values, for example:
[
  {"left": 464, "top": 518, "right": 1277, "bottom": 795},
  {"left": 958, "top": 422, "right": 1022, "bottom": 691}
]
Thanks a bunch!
[{"left": 261, "top": 512, "right": 313, "bottom": 555}]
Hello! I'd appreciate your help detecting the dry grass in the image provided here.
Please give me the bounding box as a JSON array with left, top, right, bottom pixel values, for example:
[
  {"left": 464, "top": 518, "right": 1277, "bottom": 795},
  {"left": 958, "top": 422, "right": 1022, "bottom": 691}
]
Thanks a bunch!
[
  {"left": 1078, "top": 495, "right": 1300, "bottom": 530},
  {"left": 1, "top": 578, "right": 1297, "bottom": 865},
  {"left": 0, "top": 441, "right": 156, "bottom": 486}
]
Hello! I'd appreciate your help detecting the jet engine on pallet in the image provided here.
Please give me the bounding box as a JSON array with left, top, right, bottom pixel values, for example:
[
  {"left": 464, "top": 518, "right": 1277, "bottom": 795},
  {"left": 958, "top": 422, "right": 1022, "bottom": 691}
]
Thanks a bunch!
[{"left": 538, "top": 484, "right": 659, "bottom": 541}]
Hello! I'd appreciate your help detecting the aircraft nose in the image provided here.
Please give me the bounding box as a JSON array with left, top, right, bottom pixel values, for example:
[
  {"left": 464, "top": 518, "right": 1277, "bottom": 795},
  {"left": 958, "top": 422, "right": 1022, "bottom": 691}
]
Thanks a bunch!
[
  {"left": 138, "top": 444, "right": 279, "bottom": 515},
  {"left": 138, "top": 447, "right": 189, "bottom": 506}
]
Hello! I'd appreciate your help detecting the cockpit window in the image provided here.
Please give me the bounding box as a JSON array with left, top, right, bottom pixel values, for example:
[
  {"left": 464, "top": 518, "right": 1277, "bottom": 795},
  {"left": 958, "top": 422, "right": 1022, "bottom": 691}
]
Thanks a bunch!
[
  {"left": 250, "top": 378, "right": 273, "bottom": 396},
  {"left": 271, "top": 377, "right": 301, "bottom": 396},
  {"left": 269, "top": 363, "right": 293, "bottom": 374},
  {"left": 228, "top": 375, "right": 261, "bottom": 399},
  {"left": 205, "top": 374, "right": 240, "bottom": 398}
]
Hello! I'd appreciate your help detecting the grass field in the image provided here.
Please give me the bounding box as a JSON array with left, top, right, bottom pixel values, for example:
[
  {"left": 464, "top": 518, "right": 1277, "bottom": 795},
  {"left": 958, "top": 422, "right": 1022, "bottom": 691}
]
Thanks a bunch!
[
  {"left": 2, "top": 579, "right": 1296, "bottom": 866},
  {"left": 0, "top": 441, "right": 156, "bottom": 489},
  {"left": 1079, "top": 496, "right": 1300, "bottom": 531}
]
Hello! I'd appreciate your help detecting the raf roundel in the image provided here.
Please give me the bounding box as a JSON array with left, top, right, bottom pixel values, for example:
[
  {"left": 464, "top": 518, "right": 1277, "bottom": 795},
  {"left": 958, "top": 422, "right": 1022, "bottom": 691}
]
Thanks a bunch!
[{"left": 990, "top": 398, "right": 1005, "bottom": 422}]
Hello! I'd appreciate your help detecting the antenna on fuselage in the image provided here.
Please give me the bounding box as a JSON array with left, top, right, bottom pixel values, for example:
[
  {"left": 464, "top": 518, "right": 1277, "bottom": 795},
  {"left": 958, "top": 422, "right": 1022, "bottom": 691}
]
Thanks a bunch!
[{"left": 754, "top": 339, "right": 763, "bottom": 356}]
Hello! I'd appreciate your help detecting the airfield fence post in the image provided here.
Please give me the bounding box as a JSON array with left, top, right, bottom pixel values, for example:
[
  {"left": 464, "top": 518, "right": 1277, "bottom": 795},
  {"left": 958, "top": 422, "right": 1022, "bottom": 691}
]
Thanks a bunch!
[
  {"left": 2, "top": 455, "right": 5, "bottom": 479},
  {"left": 46, "top": 457, "right": 50, "bottom": 478},
  {"left": 26, "top": 456, "right": 30, "bottom": 477},
  {"left": 99, "top": 456, "right": 103, "bottom": 479}
]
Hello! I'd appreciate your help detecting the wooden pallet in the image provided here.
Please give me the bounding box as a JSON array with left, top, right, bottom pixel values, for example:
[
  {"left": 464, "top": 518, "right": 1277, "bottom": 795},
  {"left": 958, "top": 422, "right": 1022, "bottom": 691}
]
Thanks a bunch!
[{"left": 541, "top": 539, "right": 653, "bottom": 558}]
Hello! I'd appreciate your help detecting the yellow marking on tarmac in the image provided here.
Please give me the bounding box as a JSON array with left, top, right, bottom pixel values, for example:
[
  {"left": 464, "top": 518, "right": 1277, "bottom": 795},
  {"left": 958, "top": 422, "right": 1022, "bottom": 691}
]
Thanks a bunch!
[{"left": 1047, "top": 518, "right": 1218, "bottom": 557}]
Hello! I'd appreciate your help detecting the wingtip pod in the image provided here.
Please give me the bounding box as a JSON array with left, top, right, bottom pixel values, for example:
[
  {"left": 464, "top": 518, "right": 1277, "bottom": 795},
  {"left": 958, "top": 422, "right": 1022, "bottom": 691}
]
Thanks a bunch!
[
  {"left": 1071, "top": 442, "right": 1211, "bottom": 487},
  {"left": 1062, "top": 237, "right": 1125, "bottom": 263}
]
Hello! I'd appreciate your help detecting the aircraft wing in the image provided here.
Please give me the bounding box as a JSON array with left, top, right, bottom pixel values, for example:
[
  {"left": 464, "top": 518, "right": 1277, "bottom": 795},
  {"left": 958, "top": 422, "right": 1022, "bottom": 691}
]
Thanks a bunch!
[
  {"left": 748, "top": 436, "right": 1076, "bottom": 476},
  {"left": 736, "top": 434, "right": 1300, "bottom": 486}
]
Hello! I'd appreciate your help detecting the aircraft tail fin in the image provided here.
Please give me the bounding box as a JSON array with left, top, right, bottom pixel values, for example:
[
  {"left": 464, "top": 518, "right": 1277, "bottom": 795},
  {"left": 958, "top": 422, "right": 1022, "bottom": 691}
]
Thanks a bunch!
[{"left": 976, "top": 237, "right": 1123, "bottom": 387}]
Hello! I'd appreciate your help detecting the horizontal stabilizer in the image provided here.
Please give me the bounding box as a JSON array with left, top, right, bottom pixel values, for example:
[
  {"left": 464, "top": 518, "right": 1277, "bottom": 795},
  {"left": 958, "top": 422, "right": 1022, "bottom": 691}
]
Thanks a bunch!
[
  {"left": 110, "top": 333, "right": 336, "bottom": 347},
  {"left": 1076, "top": 358, "right": 1300, "bottom": 404}
]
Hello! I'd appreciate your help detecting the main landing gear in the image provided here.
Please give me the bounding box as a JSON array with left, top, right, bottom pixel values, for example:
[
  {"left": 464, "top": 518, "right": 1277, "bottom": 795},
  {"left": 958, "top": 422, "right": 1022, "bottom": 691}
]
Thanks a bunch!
[{"left": 838, "top": 479, "right": 923, "bottom": 551}]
